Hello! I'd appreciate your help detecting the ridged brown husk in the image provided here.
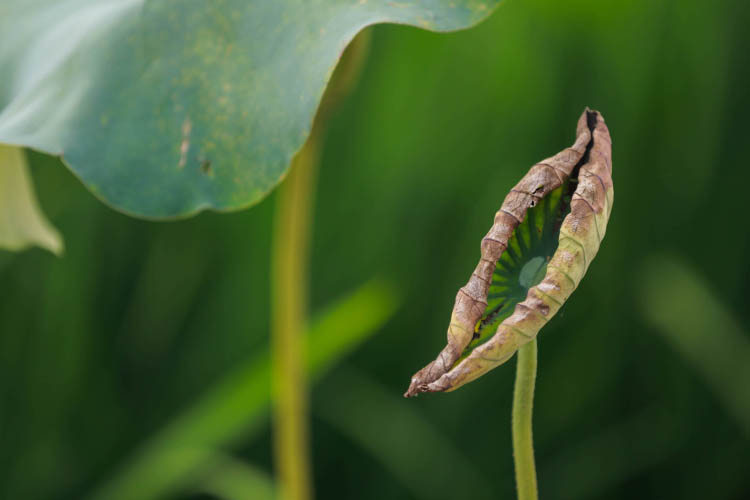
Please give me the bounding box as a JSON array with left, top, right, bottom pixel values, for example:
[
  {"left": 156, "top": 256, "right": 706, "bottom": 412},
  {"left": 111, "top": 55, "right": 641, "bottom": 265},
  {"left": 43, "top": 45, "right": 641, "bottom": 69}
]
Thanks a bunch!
[{"left": 405, "top": 108, "right": 613, "bottom": 397}]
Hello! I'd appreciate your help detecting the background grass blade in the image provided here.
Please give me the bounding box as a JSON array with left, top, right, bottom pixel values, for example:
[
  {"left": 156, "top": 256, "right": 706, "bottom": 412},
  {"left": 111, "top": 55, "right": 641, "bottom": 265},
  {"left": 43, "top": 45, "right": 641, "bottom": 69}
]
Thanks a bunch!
[
  {"left": 639, "top": 256, "right": 750, "bottom": 436},
  {"left": 88, "top": 279, "right": 400, "bottom": 500}
]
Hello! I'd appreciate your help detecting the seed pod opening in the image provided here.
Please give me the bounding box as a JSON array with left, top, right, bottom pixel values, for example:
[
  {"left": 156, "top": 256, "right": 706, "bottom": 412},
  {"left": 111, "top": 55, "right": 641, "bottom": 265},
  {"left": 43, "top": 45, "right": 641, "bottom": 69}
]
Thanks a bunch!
[{"left": 405, "top": 108, "right": 613, "bottom": 397}]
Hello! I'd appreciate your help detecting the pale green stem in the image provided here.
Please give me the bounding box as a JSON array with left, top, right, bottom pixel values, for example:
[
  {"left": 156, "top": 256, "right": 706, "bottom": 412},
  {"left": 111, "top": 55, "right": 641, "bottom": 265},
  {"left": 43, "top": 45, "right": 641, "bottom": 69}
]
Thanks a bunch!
[
  {"left": 270, "top": 31, "right": 370, "bottom": 500},
  {"left": 271, "top": 132, "right": 320, "bottom": 500},
  {"left": 512, "top": 339, "right": 539, "bottom": 500}
]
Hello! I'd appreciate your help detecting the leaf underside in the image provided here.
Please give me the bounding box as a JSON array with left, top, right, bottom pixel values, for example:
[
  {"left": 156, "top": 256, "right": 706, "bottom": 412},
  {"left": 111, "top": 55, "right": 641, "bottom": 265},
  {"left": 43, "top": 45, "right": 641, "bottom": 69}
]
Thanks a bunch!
[{"left": 0, "top": 0, "right": 501, "bottom": 218}]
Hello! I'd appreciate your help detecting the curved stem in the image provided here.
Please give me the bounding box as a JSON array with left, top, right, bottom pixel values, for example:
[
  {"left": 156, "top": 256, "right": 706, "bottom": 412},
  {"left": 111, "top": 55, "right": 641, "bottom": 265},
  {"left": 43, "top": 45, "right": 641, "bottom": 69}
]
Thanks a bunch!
[
  {"left": 512, "top": 339, "right": 539, "bottom": 500},
  {"left": 271, "top": 132, "right": 320, "bottom": 500}
]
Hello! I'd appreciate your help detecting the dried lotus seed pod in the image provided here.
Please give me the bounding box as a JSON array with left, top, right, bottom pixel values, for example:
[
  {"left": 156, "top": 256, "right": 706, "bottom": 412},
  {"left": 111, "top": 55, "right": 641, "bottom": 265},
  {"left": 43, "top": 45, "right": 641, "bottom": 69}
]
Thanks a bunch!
[{"left": 405, "top": 108, "right": 613, "bottom": 397}]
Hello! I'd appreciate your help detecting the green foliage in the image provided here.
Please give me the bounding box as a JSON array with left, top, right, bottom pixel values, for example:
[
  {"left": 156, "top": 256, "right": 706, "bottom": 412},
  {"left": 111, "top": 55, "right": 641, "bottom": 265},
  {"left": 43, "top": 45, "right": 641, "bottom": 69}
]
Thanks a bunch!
[
  {"left": 0, "top": 0, "right": 500, "bottom": 218},
  {"left": 1, "top": 0, "right": 750, "bottom": 499}
]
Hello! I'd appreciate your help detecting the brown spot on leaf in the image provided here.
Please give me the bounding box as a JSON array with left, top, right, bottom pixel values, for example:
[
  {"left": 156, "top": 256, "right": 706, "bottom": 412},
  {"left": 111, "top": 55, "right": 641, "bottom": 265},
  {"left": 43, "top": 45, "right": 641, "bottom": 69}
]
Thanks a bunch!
[{"left": 199, "top": 158, "right": 215, "bottom": 178}]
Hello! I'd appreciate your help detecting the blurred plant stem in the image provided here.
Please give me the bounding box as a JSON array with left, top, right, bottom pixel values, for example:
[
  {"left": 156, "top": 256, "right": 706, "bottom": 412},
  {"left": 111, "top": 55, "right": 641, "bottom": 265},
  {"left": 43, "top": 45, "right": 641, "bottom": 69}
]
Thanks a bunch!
[
  {"left": 271, "top": 130, "right": 319, "bottom": 500},
  {"left": 270, "top": 30, "right": 371, "bottom": 500},
  {"left": 512, "top": 339, "right": 538, "bottom": 500}
]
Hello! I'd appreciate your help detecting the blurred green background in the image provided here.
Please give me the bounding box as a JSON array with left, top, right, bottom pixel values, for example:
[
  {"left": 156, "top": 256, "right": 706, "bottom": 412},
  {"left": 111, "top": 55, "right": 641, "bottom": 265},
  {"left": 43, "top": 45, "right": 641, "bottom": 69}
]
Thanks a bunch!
[{"left": 2, "top": 0, "right": 749, "bottom": 498}]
